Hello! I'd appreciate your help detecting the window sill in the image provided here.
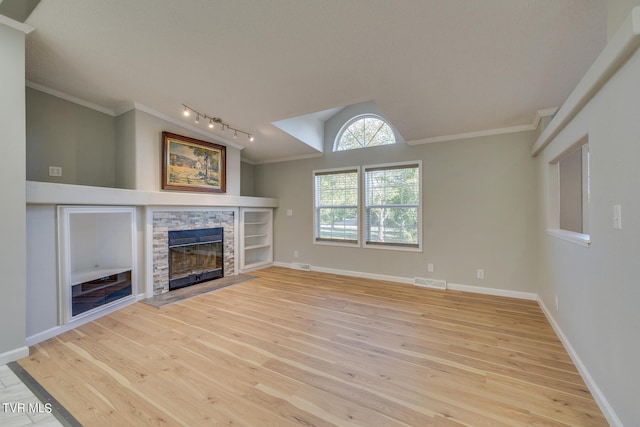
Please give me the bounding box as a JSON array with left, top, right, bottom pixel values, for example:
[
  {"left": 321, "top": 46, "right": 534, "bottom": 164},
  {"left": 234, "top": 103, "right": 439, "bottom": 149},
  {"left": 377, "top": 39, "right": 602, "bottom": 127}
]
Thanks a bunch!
[
  {"left": 314, "top": 240, "right": 360, "bottom": 248},
  {"left": 546, "top": 229, "right": 591, "bottom": 247},
  {"left": 364, "top": 243, "right": 422, "bottom": 253}
]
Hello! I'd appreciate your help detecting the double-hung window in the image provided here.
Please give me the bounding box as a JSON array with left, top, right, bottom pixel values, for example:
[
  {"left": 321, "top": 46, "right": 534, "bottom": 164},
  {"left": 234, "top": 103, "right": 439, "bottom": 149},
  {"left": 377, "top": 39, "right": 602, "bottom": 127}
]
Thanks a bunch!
[
  {"left": 313, "top": 162, "right": 421, "bottom": 250},
  {"left": 313, "top": 168, "right": 359, "bottom": 245},
  {"left": 364, "top": 162, "right": 421, "bottom": 248}
]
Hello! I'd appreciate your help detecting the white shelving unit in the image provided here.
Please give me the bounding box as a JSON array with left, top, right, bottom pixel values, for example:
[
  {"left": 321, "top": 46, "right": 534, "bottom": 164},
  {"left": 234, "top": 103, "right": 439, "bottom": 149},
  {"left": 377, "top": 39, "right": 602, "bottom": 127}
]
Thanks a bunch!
[
  {"left": 240, "top": 208, "right": 273, "bottom": 271},
  {"left": 58, "top": 206, "right": 137, "bottom": 324}
]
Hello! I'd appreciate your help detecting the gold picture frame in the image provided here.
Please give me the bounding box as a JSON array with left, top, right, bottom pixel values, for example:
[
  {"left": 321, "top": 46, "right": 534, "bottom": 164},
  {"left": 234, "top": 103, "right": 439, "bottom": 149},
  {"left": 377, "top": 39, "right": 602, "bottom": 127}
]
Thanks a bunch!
[{"left": 162, "top": 132, "right": 226, "bottom": 193}]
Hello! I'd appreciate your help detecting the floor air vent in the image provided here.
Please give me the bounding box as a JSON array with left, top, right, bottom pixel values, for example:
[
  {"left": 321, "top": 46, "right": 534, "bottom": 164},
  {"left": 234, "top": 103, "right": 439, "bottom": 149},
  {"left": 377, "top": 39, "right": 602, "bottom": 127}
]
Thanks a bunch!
[
  {"left": 294, "top": 263, "right": 311, "bottom": 271},
  {"left": 414, "top": 277, "right": 447, "bottom": 290}
]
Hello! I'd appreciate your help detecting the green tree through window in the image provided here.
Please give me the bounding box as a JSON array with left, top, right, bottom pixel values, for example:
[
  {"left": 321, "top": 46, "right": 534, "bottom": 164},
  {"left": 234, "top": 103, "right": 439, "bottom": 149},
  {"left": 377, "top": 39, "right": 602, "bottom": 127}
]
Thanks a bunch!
[
  {"left": 365, "top": 164, "right": 420, "bottom": 247},
  {"left": 335, "top": 115, "right": 395, "bottom": 151}
]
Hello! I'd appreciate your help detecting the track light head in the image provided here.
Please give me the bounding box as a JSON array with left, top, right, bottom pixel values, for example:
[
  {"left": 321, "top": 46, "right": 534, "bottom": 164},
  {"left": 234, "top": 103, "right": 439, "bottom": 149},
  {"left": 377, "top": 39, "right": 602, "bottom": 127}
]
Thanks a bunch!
[{"left": 182, "top": 104, "right": 254, "bottom": 142}]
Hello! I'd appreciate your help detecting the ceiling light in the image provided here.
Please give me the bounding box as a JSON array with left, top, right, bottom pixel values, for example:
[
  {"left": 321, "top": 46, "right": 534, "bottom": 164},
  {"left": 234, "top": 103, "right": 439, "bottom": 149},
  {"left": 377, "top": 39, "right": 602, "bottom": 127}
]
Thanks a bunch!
[{"left": 181, "top": 104, "right": 254, "bottom": 142}]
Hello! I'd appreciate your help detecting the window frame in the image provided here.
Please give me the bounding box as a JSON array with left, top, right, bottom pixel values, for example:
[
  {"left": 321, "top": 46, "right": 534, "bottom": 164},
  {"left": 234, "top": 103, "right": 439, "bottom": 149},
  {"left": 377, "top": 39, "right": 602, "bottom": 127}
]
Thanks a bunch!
[
  {"left": 547, "top": 136, "right": 590, "bottom": 247},
  {"left": 312, "top": 161, "right": 422, "bottom": 253},
  {"left": 333, "top": 114, "right": 396, "bottom": 152},
  {"left": 312, "top": 167, "right": 361, "bottom": 247},
  {"left": 363, "top": 161, "right": 422, "bottom": 252}
]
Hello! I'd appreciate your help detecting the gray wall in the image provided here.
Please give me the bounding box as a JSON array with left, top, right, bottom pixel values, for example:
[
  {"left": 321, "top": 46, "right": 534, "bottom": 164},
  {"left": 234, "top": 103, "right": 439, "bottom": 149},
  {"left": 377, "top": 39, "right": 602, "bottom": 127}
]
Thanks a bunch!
[
  {"left": 255, "top": 128, "right": 539, "bottom": 293},
  {"left": 240, "top": 161, "right": 255, "bottom": 196},
  {"left": 131, "top": 110, "right": 242, "bottom": 195},
  {"left": 115, "top": 109, "right": 136, "bottom": 189},
  {"left": 0, "top": 21, "right": 27, "bottom": 360},
  {"left": 26, "top": 87, "right": 117, "bottom": 187},
  {"left": 608, "top": 0, "right": 640, "bottom": 40},
  {"left": 26, "top": 89, "right": 244, "bottom": 195},
  {"left": 536, "top": 42, "right": 640, "bottom": 426}
]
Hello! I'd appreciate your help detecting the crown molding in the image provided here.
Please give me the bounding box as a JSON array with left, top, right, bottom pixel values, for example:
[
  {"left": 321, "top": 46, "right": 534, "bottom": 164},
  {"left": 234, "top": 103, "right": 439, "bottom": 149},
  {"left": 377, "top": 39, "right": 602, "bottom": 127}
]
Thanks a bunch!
[
  {"left": 25, "top": 82, "right": 245, "bottom": 151},
  {"left": 0, "top": 13, "right": 34, "bottom": 34},
  {"left": 26, "top": 81, "right": 116, "bottom": 116},
  {"left": 251, "top": 152, "right": 324, "bottom": 165},
  {"left": 406, "top": 108, "right": 557, "bottom": 146},
  {"left": 132, "top": 102, "right": 245, "bottom": 151},
  {"left": 531, "top": 6, "right": 640, "bottom": 157}
]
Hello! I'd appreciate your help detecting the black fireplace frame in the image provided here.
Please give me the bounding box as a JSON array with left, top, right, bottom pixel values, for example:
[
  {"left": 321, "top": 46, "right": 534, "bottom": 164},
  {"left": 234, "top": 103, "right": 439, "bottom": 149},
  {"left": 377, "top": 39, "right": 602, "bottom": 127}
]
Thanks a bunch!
[{"left": 168, "top": 227, "right": 224, "bottom": 291}]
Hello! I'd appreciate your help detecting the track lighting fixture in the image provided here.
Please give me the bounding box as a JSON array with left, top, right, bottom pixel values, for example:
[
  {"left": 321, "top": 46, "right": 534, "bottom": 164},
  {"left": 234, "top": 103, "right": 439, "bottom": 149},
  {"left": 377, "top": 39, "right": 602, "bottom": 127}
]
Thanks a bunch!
[{"left": 181, "top": 104, "right": 254, "bottom": 142}]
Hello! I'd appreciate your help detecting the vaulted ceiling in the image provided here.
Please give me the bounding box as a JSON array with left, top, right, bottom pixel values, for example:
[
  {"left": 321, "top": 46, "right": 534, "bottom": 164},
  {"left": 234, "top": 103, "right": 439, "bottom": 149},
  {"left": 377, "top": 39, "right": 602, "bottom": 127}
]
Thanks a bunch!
[{"left": 21, "top": 0, "right": 606, "bottom": 163}]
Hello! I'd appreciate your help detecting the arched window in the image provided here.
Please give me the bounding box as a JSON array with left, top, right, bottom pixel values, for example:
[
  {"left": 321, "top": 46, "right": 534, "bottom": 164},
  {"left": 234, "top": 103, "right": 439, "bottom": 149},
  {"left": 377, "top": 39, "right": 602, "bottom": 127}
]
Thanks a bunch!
[{"left": 334, "top": 114, "right": 396, "bottom": 151}]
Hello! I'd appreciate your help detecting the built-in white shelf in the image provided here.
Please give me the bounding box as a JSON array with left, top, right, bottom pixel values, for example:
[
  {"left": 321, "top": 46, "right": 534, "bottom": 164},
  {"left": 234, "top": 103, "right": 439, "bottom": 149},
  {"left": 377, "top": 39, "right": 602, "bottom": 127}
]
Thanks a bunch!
[
  {"left": 58, "top": 206, "right": 138, "bottom": 324},
  {"left": 71, "top": 267, "right": 132, "bottom": 286},
  {"left": 240, "top": 208, "right": 273, "bottom": 271}
]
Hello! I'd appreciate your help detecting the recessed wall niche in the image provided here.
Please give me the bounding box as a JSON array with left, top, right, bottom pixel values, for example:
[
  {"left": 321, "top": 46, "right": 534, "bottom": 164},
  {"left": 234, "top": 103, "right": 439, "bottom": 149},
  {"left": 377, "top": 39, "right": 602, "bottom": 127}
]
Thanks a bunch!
[{"left": 57, "top": 206, "right": 137, "bottom": 324}]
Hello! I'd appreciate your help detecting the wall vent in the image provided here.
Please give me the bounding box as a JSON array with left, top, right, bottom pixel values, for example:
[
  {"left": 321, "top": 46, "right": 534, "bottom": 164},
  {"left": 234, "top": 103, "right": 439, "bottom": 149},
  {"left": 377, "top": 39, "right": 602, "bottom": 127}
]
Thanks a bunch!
[
  {"left": 414, "top": 277, "right": 447, "bottom": 290},
  {"left": 294, "top": 263, "right": 311, "bottom": 271}
]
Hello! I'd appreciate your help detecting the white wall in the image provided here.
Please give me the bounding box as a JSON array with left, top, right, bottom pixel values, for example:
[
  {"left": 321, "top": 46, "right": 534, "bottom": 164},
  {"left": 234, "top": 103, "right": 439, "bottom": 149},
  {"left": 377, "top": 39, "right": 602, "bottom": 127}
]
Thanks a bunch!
[
  {"left": 536, "top": 42, "right": 640, "bottom": 427},
  {"left": 0, "top": 20, "right": 28, "bottom": 362}
]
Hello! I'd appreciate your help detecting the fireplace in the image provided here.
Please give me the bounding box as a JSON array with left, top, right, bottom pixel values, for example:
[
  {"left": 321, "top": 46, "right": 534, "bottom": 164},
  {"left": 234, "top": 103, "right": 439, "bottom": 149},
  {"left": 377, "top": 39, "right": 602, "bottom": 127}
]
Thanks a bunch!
[{"left": 168, "top": 227, "right": 223, "bottom": 291}]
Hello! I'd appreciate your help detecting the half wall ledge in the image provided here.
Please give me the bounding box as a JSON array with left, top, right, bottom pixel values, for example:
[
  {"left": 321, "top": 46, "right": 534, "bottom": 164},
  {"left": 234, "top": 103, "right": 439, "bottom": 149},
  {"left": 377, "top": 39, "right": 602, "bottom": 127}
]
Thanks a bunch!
[{"left": 25, "top": 181, "right": 278, "bottom": 208}]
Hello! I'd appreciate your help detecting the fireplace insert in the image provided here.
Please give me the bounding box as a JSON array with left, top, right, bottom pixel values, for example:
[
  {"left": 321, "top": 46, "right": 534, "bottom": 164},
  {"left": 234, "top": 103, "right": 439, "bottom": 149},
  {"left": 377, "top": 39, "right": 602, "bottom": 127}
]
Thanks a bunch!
[{"left": 168, "top": 227, "right": 223, "bottom": 291}]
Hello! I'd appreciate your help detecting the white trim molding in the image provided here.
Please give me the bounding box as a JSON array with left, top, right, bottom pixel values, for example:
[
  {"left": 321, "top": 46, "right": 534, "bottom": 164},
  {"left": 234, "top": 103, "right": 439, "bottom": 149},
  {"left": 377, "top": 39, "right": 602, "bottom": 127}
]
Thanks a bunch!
[
  {"left": 531, "top": 6, "right": 640, "bottom": 156},
  {"left": 26, "top": 81, "right": 116, "bottom": 116},
  {"left": 537, "top": 297, "right": 623, "bottom": 427},
  {"left": 546, "top": 229, "right": 591, "bottom": 248},
  {"left": 0, "top": 346, "right": 30, "bottom": 365},
  {"left": 0, "top": 14, "right": 35, "bottom": 34},
  {"left": 273, "top": 262, "right": 537, "bottom": 300},
  {"left": 132, "top": 102, "right": 246, "bottom": 151},
  {"left": 407, "top": 108, "right": 557, "bottom": 146}
]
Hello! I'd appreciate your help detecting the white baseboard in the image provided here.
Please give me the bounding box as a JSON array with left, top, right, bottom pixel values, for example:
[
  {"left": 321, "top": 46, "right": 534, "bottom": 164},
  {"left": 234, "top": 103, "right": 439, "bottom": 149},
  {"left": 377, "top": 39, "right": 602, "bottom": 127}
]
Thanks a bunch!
[
  {"left": 0, "top": 346, "right": 29, "bottom": 365},
  {"left": 274, "top": 261, "right": 414, "bottom": 285},
  {"left": 26, "top": 294, "right": 144, "bottom": 347},
  {"left": 537, "top": 297, "right": 622, "bottom": 427},
  {"left": 447, "top": 282, "right": 537, "bottom": 300},
  {"left": 274, "top": 262, "right": 536, "bottom": 299}
]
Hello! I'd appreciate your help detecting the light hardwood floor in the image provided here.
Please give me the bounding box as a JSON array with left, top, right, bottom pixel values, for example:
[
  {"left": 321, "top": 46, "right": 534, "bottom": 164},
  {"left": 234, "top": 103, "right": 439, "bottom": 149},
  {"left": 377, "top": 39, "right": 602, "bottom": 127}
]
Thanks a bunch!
[{"left": 19, "top": 267, "right": 608, "bottom": 426}]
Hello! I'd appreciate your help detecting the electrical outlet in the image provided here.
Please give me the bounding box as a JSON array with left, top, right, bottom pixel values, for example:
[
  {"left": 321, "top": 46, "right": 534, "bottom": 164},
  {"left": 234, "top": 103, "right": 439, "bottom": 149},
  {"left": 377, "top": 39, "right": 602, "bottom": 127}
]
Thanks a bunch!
[
  {"left": 427, "top": 263, "right": 434, "bottom": 273},
  {"left": 476, "top": 269, "right": 484, "bottom": 279},
  {"left": 48, "top": 166, "right": 62, "bottom": 177},
  {"left": 555, "top": 295, "right": 559, "bottom": 311},
  {"left": 287, "top": 209, "right": 293, "bottom": 217},
  {"left": 294, "top": 250, "right": 299, "bottom": 258}
]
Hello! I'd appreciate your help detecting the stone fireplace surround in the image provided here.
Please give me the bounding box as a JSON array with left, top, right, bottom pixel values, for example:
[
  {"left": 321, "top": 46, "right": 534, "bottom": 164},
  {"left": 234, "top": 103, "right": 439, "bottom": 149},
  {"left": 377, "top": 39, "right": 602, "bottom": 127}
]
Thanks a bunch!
[{"left": 152, "top": 209, "right": 235, "bottom": 296}]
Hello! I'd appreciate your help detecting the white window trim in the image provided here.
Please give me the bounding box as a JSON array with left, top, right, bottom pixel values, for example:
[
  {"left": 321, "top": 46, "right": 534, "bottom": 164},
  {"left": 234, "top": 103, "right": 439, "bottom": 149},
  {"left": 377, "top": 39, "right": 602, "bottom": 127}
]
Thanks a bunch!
[
  {"left": 312, "top": 166, "right": 361, "bottom": 247},
  {"left": 333, "top": 114, "right": 396, "bottom": 152},
  {"left": 363, "top": 160, "right": 422, "bottom": 252},
  {"left": 312, "top": 162, "right": 423, "bottom": 253},
  {"left": 548, "top": 135, "right": 590, "bottom": 247},
  {"left": 546, "top": 229, "right": 591, "bottom": 247}
]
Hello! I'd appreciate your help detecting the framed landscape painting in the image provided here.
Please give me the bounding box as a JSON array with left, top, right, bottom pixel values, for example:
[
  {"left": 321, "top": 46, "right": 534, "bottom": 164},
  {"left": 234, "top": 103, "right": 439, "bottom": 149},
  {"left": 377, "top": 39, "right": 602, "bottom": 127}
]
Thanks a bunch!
[{"left": 162, "top": 132, "right": 226, "bottom": 193}]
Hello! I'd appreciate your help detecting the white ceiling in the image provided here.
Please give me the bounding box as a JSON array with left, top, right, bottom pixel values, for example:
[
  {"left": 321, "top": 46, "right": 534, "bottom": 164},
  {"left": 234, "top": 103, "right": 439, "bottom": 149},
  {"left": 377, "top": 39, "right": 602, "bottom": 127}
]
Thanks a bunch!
[{"left": 23, "top": 0, "right": 606, "bottom": 164}]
